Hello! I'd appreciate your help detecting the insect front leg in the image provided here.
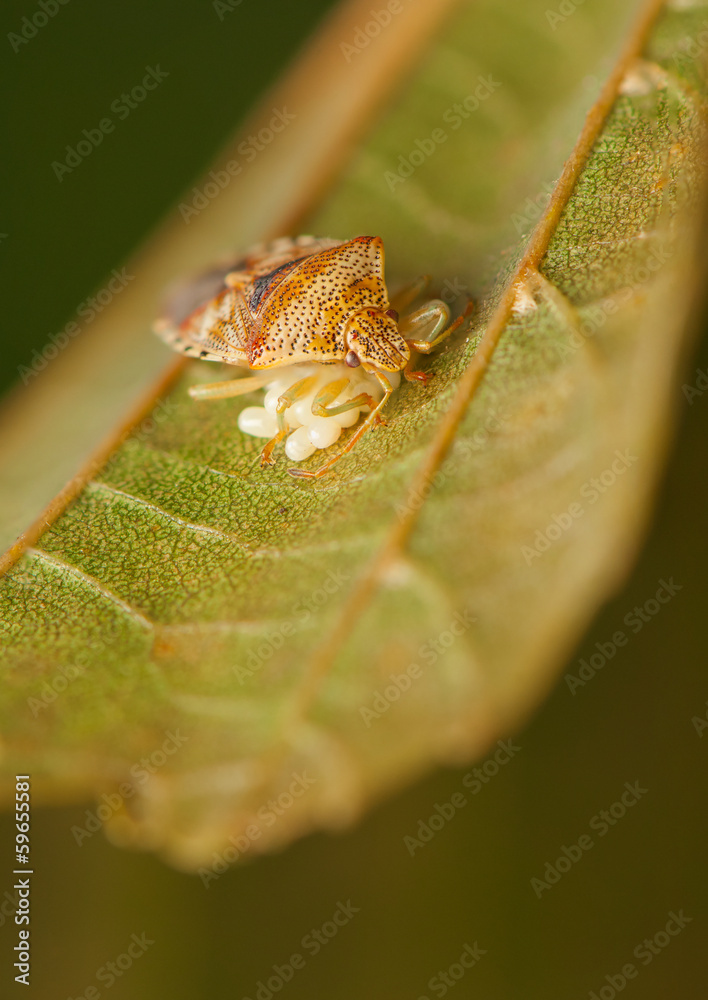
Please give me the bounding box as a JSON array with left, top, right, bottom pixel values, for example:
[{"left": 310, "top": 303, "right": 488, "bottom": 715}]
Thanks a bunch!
[
  {"left": 288, "top": 371, "right": 394, "bottom": 480},
  {"left": 400, "top": 299, "right": 471, "bottom": 384},
  {"left": 260, "top": 375, "right": 318, "bottom": 467},
  {"left": 309, "top": 377, "right": 378, "bottom": 419}
]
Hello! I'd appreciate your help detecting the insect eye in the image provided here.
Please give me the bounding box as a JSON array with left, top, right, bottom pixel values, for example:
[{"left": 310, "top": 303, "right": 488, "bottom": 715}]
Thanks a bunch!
[
  {"left": 386, "top": 308, "right": 399, "bottom": 322},
  {"left": 345, "top": 350, "right": 360, "bottom": 368}
]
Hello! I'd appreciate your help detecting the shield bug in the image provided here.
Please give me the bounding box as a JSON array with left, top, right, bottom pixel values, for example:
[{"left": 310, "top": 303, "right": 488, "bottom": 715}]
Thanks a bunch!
[{"left": 154, "top": 235, "right": 466, "bottom": 478}]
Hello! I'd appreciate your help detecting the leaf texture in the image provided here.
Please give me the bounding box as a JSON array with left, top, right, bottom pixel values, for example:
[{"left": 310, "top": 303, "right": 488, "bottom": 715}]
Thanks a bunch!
[{"left": 1, "top": 0, "right": 707, "bottom": 870}]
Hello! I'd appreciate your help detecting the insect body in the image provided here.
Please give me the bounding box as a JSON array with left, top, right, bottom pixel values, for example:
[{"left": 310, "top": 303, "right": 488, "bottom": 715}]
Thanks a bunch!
[{"left": 155, "top": 235, "right": 465, "bottom": 478}]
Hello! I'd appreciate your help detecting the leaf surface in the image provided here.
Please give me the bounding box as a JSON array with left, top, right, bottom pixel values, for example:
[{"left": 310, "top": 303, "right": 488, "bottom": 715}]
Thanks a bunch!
[{"left": 1, "top": 0, "right": 707, "bottom": 870}]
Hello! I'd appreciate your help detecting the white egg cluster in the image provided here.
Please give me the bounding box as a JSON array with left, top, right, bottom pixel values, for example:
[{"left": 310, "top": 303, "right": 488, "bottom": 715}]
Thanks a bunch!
[{"left": 237, "top": 362, "right": 401, "bottom": 462}]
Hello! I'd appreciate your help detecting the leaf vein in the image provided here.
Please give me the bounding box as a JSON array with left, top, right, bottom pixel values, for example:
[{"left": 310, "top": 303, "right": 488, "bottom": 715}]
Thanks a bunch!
[
  {"left": 88, "top": 481, "right": 247, "bottom": 547},
  {"left": 27, "top": 547, "right": 153, "bottom": 630}
]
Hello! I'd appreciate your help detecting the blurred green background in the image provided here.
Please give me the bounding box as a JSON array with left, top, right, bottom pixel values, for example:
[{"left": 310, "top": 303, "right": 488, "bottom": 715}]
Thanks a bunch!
[
  {"left": 1, "top": 0, "right": 339, "bottom": 397},
  {"left": 1, "top": 1, "right": 706, "bottom": 997}
]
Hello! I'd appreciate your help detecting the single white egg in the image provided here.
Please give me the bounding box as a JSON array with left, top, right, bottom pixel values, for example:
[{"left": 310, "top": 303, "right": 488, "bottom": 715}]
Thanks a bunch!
[
  {"left": 352, "top": 375, "right": 385, "bottom": 400},
  {"left": 290, "top": 394, "right": 320, "bottom": 426},
  {"left": 237, "top": 406, "right": 278, "bottom": 439},
  {"left": 285, "top": 425, "right": 316, "bottom": 461},
  {"left": 308, "top": 417, "right": 343, "bottom": 449},
  {"left": 263, "top": 387, "right": 281, "bottom": 416}
]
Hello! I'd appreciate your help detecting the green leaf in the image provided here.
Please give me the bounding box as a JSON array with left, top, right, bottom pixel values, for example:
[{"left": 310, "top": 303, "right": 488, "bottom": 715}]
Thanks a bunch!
[{"left": 2, "top": 0, "right": 707, "bottom": 872}]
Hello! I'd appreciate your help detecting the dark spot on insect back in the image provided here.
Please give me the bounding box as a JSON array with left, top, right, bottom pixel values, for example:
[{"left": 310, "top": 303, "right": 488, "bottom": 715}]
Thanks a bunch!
[{"left": 249, "top": 258, "right": 305, "bottom": 312}]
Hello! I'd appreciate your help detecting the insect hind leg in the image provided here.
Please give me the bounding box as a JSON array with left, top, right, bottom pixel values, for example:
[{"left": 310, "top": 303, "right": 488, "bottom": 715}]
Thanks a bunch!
[{"left": 188, "top": 372, "right": 271, "bottom": 401}]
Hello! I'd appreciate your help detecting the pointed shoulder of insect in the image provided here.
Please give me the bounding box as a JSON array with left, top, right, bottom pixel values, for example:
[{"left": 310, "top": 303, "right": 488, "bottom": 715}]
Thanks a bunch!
[
  {"left": 330, "top": 235, "right": 386, "bottom": 278},
  {"left": 261, "top": 236, "right": 390, "bottom": 323},
  {"left": 278, "top": 236, "right": 387, "bottom": 297}
]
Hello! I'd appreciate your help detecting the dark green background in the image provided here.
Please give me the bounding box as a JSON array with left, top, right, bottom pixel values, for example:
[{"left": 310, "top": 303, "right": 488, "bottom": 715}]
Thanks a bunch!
[
  {"left": 1, "top": 1, "right": 706, "bottom": 997},
  {"left": 1, "top": 0, "right": 338, "bottom": 395}
]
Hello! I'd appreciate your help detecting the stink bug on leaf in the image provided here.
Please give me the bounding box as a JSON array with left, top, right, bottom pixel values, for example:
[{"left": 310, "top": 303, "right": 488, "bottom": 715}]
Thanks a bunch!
[{"left": 154, "top": 235, "right": 467, "bottom": 478}]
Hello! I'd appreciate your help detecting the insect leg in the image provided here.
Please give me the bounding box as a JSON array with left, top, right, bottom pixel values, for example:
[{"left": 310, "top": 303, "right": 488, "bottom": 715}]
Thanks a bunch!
[
  {"left": 401, "top": 299, "right": 472, "bottom": 384},
  {"left": 188, "top": 373, "right": 272, "bottom": 400},
  {"left": 260, "top": 375, "right": 318, "bottom": 467},
  {"left": 288, "top": 371, "right": 394, "bottom": 480},
  {"left": 399, "top": 299, "right": 451, "bottom": 348},
  {"left": 388, "top": 275, "right": 430, "bottom": 313},
  {"left": 310, "top": 377, "right": 377, "bottom": 418}
]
